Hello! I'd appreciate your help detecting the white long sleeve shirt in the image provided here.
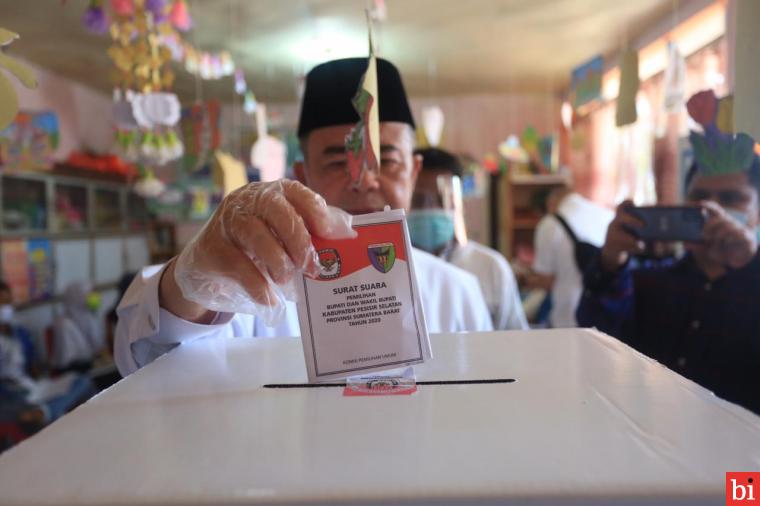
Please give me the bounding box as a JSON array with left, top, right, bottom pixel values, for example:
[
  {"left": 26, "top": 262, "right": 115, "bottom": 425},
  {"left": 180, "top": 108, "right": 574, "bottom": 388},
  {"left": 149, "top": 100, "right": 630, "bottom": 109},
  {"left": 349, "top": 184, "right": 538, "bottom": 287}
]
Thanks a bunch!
[
  {"left": 448, "top": 241, "right": 528, "bottom": 331},
  {"left": 115, "top": 248, "right": 493, "bottom": 376}
]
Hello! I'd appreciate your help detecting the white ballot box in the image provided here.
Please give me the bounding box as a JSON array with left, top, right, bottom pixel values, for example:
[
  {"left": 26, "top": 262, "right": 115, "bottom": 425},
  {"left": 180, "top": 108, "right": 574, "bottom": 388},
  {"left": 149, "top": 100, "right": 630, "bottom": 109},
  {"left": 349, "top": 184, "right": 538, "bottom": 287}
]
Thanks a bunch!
[{"left": 1, "top": 329, "right": 759, "bottom": 505}]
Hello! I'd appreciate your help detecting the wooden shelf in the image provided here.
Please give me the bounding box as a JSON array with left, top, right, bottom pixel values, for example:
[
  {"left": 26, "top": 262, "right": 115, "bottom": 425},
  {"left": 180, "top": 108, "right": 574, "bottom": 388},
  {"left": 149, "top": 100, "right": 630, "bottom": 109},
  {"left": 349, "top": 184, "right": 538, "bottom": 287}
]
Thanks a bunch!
[
  {"left": 499, "top": 172, "right": 569, "bottom": 260},
  {"left": 509, "top": 173, "right": 570, "bottom": 186},
  {"left": 513, "top": 217, "right": 542, "bottom": 229}
]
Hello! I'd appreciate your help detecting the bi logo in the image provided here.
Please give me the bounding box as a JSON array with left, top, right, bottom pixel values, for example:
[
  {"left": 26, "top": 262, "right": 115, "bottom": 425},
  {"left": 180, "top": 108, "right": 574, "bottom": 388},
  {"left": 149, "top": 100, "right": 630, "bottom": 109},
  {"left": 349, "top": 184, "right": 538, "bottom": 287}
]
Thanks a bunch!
[
  {"left": 368, "top": 242, "right": 396, "bottom": 273},
  {"left": 727, "top": 473, "right": 759, "bottom": 505}
]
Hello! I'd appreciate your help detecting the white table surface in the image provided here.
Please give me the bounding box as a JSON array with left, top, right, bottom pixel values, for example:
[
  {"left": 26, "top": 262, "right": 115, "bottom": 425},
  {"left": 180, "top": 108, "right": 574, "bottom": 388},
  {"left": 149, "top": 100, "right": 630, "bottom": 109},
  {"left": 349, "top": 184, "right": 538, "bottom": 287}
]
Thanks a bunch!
[{"left": 1, "top": 328, "right": 759, "bottom": 505}]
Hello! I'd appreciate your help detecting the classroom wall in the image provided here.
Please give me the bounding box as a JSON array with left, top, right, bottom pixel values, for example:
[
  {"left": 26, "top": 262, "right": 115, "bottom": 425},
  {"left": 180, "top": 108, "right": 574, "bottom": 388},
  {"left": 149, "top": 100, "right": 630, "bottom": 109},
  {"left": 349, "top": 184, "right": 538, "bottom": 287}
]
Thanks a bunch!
[{"left": 10, "top": 57, "right": 114, "bottom": 159}]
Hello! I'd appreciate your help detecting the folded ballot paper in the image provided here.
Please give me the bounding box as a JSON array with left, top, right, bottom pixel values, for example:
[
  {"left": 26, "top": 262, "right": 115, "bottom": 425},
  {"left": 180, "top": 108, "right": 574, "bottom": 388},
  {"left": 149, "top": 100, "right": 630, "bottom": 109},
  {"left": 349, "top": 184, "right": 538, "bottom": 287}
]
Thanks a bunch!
[{"left": 296, "top": 208, "right": 432, "bottom": 382}]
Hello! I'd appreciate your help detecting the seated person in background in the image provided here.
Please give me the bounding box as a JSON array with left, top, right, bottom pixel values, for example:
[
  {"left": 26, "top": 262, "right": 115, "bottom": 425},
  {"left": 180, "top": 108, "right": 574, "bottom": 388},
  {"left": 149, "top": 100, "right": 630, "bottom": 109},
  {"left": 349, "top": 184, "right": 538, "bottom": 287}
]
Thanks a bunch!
[
  {"left": 0, "top": 281, "right": 37, "bottom": 376},
  {"left": 578, "top": 91, "right": 760, "bottom": 414},
  {"left": 0, "top": 282, "right": 94, "bottom": 432},
  {"left": 52, "top": 281, "right": 105, "bottom": 373},
  {"left": 115, "top": 58, "right": 493, "bottom": 376},
  {"left": 525, "top": 187, "right": 613, "bottom": 328},
  {"left": 410, "top": 147, "right": 527, "bottom": 330}
]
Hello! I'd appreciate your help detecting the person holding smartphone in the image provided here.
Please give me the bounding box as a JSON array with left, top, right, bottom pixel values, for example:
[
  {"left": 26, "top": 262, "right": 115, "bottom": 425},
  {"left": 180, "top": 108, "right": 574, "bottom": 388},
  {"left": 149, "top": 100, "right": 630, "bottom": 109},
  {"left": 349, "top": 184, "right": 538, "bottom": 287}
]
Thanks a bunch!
[{"left": 577, "top": 90, "right": 760, "bottom": 415}]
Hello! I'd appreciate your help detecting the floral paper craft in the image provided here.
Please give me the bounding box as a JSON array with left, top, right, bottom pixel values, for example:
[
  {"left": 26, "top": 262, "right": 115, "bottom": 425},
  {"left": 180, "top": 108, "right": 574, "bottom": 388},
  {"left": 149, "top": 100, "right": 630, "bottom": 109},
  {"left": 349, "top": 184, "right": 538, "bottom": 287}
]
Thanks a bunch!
[{"left": 687, "top": 89, "right": 756, "bottom": 176}]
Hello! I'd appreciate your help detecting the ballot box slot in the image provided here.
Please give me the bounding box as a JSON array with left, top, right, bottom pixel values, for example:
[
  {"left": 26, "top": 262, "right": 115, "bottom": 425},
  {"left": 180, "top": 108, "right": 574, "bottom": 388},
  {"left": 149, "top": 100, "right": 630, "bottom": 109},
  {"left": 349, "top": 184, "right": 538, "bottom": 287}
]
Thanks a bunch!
[{"left": 263, "top": 378, "right": 516, "bottom": 388}]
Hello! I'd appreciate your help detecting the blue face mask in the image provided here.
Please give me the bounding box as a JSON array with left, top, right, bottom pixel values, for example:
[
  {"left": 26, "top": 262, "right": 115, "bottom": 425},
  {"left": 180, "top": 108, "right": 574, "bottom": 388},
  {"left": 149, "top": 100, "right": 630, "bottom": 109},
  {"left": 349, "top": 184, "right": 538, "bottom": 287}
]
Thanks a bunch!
[
  {"left": 725, "top": 209, "right": 760, "bottom": 241},
  {"left": 407, "top": 209, "right": 455, "bottom": 253}
]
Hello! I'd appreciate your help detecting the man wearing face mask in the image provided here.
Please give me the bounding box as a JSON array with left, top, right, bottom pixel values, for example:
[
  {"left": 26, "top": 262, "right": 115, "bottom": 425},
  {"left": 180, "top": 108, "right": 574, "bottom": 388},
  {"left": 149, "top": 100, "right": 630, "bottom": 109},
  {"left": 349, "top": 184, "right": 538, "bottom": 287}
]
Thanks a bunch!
[
  {"left": 408, "top": 148, "right": 527, "bottom": 330},
  {"left": 577, "top": 91, "right": 760, "bottom": 414},
  {"left": 115, "top": 58, "right": 492, "bottom": 376}
]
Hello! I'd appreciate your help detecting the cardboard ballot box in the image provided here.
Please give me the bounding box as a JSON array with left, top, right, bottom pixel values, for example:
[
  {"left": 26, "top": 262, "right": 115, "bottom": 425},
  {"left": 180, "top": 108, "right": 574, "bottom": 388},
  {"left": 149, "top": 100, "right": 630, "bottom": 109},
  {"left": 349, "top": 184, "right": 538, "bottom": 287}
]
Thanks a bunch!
[{"left": 1, "top": 329, "right": 758, "bottom": 505}]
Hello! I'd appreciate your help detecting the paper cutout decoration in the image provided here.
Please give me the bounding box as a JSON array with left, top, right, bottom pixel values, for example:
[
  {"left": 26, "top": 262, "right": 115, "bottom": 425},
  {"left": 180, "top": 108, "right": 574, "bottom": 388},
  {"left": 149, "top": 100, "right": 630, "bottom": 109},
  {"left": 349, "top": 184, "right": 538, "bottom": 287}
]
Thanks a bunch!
[
  {"left": 169, "top": 0, "right": 192, "bottom": 32},
  {"left": 716, "top": 95, "right": 734, "bottom": 135},
  {"left": 0, "top": 29, "right": 37, "bottom": 131},
  {"left": 345, "top": 12, "right": 380, "bottom": 188},
  {"left": 250, "top": 104, "right": 286, "bottom": 182},
  {"left": 687, "top": 89, "right": 756, "bottom": 176},
  {"left": 421, "top": 106, "right": 444, "bottom": 147},
  {"left": 498, "top": 135, "right": 528, "bottom": 163},
  {"left": 178, "top": 100, "right": 220, "bottom": 171},
  {"left": 110, "top": 0, "right": 134, "bottom": 17},
  {"left": 82, "top": 1, "right": 109, "bottom": 34},
  {"left": 243, "top": 90, "right": 257, "bottom": 115},
  {"left": 570, "top": 55, "right": 603, "bottom": 110},
  {"left": 213, "top": 151, "right": 248, "bottom": 196},
  {"left": 734, "top": 0, "right": 760, "bottom": 142},
  {"left": 662, "top": 42, "right": 686, "bottom": 113},
  {"left": 133, "top": 168, "right": 166, "bottom": 198},
  {"left": 131, "top": 92, "right": 181, "bottom": 128},
  {"left": 615, "top": 49, "right": 639, "bottom": 127}
]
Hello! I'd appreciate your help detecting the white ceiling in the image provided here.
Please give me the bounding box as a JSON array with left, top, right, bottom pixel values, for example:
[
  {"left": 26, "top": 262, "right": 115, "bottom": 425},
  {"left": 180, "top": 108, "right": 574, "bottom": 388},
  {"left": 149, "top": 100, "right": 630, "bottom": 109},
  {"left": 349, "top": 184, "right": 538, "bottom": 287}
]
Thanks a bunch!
[{"left": 0, "top": 0, "right": 676, "bottom": 103}]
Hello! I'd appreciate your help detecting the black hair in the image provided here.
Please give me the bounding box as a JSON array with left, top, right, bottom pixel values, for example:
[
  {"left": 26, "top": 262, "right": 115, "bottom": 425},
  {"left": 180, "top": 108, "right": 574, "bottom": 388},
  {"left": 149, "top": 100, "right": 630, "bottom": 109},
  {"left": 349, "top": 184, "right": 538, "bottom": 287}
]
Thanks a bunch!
[
  {"left": 414, "top": 147, "right": 464, "bottom": 178},
  {"left": 684, "top": 156, "right": 760, "bottom": 196},
  {"left": 0, "top": 280, "right": 9, "bottom": 294}
]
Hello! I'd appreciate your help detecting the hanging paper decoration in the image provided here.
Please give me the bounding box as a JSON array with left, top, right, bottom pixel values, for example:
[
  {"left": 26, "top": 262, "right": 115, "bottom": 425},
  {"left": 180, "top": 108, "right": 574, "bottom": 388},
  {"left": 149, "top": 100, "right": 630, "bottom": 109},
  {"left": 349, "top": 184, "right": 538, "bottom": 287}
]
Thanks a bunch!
[
  {"left": 615, "top": 49, "right": 640, "bottom": 127},
  {"left": 369, "top": 0, "right": 387, "bottom": 22},
  {"left": 662, "top": 42, "right": 686, "bottom": 114},
  {"left": 213, "top": 151, "right": 248, "bottom": 196},
  {"left": 733, "top": 0, "right": 760, "bottom": 142},
  {"left": 345, "top": 12, "right": 380, "bottom": 188},
  {"left": 421, "top": 106, "right": 444, "bottom": 147},
  {"left": 570, "top": 55, "right": 603, "bottom": 110},
  {"left": 82, "top": 0, "right": 109, "bottom": 34},
  {"left": 234, "top": 69, "right": 247, "bottom": 95},
  {"left": 131, "top": 92, "right": 181, "bottom": 128},
  {"left": 85, "top": 0, "right": 255, "bottom": 165},
  {"left": 0, "top": 28, "right": 37, "bottom": 132},
  {"left": 105, "top": 1, "right": 184, "bottom": 168},
  {"left": 169, "top": 0, "right": 191, "bottom": 31},
  {"left": 243, "top": 90, "right": 257, "bottom": 115},
  {"left": 144, "top": 0, "right": 168, "bottom": 23},
  {"left": 133, "top": 166, "right": 166, "bottom": 198},
  {"left": 250, "top": 104, "right": 286, "bottom": 182},
  {"left": 179, "top": 100, "right": 221, "bottom": 171},
  {"left": 110, "top": 0, "right": 134, "bottom": 17},
  {"left": 687, "top": 89, "right": 756, "bottom": 176}
]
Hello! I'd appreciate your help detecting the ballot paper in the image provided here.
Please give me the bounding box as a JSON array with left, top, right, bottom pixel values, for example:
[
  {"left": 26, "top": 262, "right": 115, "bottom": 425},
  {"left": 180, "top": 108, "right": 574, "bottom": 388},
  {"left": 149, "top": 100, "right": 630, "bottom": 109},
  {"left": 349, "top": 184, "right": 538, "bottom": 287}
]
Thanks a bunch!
[{"left": 296, "top": 209, "right": 431, "bottom": 382}]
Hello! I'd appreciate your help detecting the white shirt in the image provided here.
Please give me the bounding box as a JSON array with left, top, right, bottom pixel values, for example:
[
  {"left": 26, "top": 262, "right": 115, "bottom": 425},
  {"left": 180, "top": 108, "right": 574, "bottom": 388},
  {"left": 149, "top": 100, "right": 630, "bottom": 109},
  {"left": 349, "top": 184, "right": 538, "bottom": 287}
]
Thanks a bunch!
[
  {"left": 448, "top": 241, "right": 528, "bottom": 330},
  {"left": 115, "top": 247, "right": 493, "bottom": 376},
  {"left": 533, "top": 193, "right": 613, "bottom": 328}
]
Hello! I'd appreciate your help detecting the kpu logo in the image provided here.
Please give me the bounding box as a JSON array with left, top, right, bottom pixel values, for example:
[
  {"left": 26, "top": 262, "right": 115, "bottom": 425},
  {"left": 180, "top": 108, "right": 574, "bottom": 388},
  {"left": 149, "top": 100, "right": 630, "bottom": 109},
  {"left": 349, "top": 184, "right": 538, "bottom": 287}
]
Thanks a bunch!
[
  {"left": 727, "top": 472, "right": 759, "bottom": 505},
  {"left": 317, "top": 249, "right": 341, "bottom": 279}
]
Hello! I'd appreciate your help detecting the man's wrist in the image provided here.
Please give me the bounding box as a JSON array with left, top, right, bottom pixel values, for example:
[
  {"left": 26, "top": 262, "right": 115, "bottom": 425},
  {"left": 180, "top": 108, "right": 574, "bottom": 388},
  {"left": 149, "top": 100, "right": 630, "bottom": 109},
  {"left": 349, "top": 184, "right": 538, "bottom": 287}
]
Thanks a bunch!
[{"left": 158, "top": 257, "right": 217, "bottom": 324}]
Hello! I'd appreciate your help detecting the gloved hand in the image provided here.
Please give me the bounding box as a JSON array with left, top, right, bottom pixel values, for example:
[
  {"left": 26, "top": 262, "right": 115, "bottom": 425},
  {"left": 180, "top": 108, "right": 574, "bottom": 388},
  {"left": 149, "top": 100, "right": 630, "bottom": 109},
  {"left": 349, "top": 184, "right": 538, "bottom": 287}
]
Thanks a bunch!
[{"left": 171, "top": 180, "right": 356, "bottom": 323}]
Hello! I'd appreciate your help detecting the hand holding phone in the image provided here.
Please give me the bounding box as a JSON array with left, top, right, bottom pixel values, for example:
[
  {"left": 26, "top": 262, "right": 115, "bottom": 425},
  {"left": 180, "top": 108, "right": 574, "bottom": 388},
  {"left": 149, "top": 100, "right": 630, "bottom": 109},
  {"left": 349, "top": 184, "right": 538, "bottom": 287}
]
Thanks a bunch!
[{"left": 625, "top": 206, "right": 706, "bottom": 242}]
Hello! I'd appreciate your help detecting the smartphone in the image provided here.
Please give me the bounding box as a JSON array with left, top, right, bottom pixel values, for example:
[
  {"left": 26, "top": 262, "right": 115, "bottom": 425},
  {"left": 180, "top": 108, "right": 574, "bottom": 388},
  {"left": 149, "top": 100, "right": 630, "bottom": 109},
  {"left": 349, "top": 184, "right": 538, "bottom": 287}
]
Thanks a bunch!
[{"left": 625, "top": 206, "right": 705, "bottom": 242}]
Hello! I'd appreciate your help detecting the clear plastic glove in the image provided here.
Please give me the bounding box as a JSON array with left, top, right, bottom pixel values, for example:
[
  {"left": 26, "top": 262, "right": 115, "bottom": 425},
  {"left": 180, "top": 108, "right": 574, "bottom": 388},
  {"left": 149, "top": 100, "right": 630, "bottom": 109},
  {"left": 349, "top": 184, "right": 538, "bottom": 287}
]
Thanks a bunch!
[{"left": 173, "top": 180, "right": 356, "bottom": 324}]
